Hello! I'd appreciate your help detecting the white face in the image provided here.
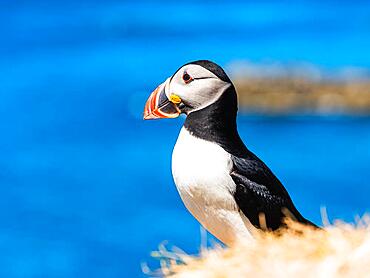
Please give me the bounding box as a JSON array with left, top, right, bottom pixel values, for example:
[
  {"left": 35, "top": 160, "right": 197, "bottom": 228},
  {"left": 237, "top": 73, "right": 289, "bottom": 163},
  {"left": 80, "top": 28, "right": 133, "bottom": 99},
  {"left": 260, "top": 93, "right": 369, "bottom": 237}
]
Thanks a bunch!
[{"left": 165, "top": 64, "right": 231, "bottom": 113}]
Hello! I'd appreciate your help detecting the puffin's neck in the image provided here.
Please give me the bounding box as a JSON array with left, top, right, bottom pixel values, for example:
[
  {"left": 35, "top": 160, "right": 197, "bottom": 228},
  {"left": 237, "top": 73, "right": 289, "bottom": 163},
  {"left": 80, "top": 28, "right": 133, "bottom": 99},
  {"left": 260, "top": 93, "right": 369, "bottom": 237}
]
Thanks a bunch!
[{"left": 184, "top": 85, "right": 247, "bottom": 156}]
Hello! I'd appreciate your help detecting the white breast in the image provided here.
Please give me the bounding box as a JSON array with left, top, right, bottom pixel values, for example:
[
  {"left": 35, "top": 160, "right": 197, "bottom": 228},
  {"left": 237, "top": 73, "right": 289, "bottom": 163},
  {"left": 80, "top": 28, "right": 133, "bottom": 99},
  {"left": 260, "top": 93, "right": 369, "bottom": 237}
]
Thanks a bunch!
[{"left": 171, "top": 127, "right": 256, "bottom": 245}]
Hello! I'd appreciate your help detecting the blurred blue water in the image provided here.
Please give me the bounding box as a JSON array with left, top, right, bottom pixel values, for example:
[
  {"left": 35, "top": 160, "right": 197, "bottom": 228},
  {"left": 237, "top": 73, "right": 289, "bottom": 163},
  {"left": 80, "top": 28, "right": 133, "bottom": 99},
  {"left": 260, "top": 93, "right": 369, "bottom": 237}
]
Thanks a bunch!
[{"left": 1, "top": 1, "right": 370, "bottom": 277}]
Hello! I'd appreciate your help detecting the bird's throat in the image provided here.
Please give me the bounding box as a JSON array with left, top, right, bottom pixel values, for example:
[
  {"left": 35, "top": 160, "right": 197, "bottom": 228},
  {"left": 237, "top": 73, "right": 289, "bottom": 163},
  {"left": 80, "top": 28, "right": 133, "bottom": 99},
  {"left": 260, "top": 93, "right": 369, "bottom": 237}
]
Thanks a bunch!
[{"left": 183, "top": 86, "right": 247, "bottom": 156}]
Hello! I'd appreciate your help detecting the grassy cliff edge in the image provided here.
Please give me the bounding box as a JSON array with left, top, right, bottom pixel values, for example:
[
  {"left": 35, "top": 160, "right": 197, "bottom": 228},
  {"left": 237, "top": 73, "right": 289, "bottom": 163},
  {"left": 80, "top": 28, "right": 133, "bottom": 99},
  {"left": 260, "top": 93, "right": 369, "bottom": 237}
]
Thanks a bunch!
[{"left": 156, "top": 219, "right": 370, "bottom": 278}]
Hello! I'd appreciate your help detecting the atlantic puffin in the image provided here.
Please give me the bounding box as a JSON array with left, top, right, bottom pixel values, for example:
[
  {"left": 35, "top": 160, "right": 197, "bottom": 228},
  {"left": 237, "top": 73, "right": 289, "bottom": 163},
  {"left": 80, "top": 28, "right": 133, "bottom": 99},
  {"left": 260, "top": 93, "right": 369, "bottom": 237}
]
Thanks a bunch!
[{"left": 143, "top": 60, "right": 317, "bottom": 245}]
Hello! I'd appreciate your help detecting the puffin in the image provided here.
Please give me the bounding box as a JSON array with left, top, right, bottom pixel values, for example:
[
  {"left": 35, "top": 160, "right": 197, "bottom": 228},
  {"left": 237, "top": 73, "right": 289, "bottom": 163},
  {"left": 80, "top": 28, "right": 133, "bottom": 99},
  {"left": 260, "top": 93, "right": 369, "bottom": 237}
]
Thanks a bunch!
[{"left": 143, "top": 60, "right": 317, "bottom": 245}]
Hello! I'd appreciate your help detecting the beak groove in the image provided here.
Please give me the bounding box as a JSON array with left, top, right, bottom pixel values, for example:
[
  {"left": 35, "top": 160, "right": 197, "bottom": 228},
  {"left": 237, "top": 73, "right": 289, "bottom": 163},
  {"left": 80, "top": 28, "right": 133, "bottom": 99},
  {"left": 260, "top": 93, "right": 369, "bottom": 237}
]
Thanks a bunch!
[{"left": 143, "top": 83, "right": 181, "bottom": 120}]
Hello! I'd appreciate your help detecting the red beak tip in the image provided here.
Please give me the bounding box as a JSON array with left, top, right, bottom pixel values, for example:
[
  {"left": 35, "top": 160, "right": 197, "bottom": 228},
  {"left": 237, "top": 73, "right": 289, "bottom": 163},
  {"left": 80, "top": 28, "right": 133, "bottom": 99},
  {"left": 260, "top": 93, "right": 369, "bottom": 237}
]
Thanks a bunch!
[
  {"left": 143, "top": 83, "right": 180, "bottom": 120},
  {"left": 143, "top": 112, "right": 155, "bottom": 120}
]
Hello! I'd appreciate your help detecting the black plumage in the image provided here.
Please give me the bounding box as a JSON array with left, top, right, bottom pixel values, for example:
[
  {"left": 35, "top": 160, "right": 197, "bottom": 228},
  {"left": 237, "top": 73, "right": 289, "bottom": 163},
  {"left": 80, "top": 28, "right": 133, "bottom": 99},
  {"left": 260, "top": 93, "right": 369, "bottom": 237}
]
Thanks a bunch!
[{"left": 183, "top": 61, "right": 316, "bottom": 230}]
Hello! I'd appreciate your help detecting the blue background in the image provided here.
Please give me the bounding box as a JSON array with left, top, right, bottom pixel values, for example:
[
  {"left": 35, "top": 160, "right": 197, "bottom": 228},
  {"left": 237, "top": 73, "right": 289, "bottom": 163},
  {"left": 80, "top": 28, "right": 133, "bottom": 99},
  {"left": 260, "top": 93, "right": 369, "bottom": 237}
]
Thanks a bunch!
[{"left": 1, "top": 1, "right": 370, "bottom": 277}]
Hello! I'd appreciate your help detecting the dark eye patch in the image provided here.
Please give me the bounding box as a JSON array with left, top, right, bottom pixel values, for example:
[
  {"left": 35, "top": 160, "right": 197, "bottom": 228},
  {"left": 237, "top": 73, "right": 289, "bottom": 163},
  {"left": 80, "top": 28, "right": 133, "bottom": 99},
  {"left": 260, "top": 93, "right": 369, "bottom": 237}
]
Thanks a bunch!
[{"left": 182, "top": 72, "right": 193, "bottom": 83}]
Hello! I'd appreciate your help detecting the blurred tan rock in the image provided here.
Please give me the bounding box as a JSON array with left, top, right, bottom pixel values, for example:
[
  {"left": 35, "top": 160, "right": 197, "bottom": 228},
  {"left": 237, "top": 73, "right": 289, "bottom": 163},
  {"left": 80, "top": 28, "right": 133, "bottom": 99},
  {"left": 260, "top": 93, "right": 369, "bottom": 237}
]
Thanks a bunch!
[{"left": 235, "top": 78, "right": 370, "bottom": 114}]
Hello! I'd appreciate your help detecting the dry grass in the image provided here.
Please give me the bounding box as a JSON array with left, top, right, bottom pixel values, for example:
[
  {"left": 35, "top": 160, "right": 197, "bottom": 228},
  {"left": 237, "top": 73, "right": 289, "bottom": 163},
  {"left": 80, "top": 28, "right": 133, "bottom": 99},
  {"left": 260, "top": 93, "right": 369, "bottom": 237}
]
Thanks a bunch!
[
  {"left": 235, "top": 78, "right": 370, "bottom": 114},
  {"left": 148, "top": 217, "right": 370, "bottom": 278}
]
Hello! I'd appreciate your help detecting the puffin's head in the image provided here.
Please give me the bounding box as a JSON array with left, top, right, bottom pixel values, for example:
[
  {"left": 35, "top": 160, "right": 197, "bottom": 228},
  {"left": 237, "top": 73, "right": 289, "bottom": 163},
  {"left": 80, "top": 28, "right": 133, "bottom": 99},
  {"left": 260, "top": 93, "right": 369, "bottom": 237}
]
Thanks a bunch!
[{"left": 143, "top": 60, "right": 232, "bottom": 119}]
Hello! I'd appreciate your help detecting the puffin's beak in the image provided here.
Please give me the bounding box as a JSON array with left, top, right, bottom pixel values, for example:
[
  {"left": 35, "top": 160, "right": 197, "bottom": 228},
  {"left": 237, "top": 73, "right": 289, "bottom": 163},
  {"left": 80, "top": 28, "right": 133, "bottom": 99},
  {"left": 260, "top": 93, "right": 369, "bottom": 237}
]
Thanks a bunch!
[{"left": 143, "top": 81, "right": 181, "bottom": 120}]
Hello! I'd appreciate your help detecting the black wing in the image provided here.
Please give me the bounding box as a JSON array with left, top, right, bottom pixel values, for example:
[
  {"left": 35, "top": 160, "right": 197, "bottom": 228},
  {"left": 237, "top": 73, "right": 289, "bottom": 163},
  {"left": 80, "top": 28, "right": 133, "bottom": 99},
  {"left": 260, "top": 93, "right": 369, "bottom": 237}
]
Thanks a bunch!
[{"left": 230, "top": 151, "right": 316, "bottom": 230}]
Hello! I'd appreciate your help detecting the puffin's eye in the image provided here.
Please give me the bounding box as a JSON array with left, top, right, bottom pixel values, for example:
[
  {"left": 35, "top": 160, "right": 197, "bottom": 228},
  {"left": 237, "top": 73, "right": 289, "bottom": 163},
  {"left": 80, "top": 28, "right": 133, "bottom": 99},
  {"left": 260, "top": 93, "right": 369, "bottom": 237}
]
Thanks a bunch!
[{"left": 182, "top": 72, "right": 193, "bottom": 84}]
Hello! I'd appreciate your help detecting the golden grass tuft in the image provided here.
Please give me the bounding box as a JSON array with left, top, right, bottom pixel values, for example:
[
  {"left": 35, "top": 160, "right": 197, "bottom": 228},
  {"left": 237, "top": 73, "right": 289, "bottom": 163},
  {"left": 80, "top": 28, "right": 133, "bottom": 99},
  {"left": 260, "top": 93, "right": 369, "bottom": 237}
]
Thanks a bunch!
[{"left": 150, "top": 217, "right": 370, "bottom": 278}]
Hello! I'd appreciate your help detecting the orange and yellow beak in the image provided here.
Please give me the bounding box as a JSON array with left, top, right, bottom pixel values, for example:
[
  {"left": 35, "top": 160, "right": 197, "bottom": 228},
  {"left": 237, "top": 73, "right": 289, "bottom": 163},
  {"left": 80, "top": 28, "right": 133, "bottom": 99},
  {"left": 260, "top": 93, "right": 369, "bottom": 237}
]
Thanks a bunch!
[{"left": 143, "top": 82, "right": 181, "bottom": 120}]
